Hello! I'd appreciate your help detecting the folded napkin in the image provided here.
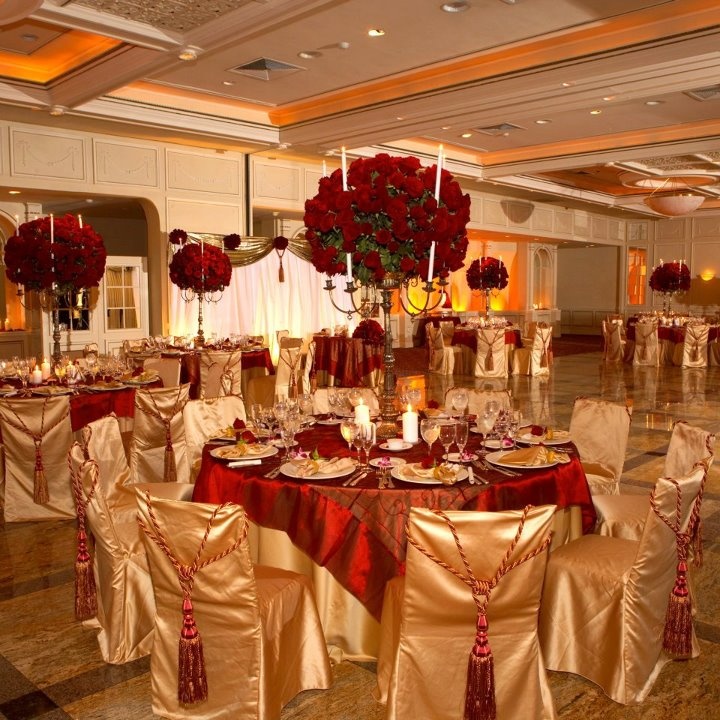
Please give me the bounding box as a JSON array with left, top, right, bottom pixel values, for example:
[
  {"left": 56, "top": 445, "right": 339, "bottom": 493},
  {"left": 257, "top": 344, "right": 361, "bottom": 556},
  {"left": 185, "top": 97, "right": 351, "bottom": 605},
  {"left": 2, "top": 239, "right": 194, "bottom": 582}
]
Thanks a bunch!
[
  {"left": 500, "top": 446, "right": 570, "bottom": 466},
  {"left": 291, "top": 456, "right": 355, "bottom": 477},
  {"left": 215, "top": 443, "right": 268, "bottom": 459},
  {"left": 397, "top": 462, "right": 462, "bottom": 485}
]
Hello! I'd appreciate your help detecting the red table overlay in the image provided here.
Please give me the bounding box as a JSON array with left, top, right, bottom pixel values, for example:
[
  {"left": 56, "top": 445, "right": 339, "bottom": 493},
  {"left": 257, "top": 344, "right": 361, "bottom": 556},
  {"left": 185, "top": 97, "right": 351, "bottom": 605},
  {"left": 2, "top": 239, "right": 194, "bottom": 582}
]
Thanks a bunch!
[{"left": 193, "top": 424, "right": 595, "bottom": 619}]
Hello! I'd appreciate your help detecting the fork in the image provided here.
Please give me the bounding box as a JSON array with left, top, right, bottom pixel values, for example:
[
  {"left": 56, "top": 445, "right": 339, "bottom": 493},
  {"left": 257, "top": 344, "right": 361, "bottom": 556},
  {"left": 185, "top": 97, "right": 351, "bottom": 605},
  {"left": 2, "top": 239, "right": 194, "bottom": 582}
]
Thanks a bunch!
[{"left": 264, "top": 465, "right": 282, "bottom": 479}]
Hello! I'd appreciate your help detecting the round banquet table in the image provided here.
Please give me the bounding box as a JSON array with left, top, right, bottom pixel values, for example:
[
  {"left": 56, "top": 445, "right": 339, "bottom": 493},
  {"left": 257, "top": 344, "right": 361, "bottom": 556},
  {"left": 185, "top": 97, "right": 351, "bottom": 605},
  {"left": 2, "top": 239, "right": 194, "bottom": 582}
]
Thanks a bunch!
[{"left": 192, "top": 422, "right": 595, "bottom": 660}]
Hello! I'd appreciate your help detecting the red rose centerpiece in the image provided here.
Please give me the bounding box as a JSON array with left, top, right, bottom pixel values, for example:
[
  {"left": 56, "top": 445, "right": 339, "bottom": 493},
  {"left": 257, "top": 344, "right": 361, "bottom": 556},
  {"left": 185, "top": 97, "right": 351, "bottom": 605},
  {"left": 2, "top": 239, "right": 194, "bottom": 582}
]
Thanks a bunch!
[
  {"left": 168, "top": 230, "right": 233, "bottom": 345},
  {"left": 5, "top": 213, "right": 106, "bottom": 294},
  {"left": 303, "top": 152, "right": 470, "bottom": 285},
  {"left": 352, "top": 318, "right": 385, "bottom": 344},
  {"left": 466, "top": 256, "right": 509, "bottom": 317},
  {"left": 648, "top": 260, "right": 690, "bottom": 314}
]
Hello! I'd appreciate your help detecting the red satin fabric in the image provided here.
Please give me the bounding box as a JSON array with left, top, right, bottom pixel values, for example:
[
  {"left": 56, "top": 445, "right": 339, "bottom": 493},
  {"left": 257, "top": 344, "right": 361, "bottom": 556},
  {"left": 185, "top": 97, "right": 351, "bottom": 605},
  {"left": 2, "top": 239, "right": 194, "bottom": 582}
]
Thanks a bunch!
[
  {"left": 626, "top": 322, "right": 718, "bottom": 343},
  {"left": 412, "top": 316, "right": 461, "bottom": 347},
  {"left": 451, "top": 327, "right": 522, "bottom": 353},
  {"left": 313, "top": 335, "right": 382, "bottom": 387},
  {"left": 192, "top": 425, "right": 596, "bottom": 620}
]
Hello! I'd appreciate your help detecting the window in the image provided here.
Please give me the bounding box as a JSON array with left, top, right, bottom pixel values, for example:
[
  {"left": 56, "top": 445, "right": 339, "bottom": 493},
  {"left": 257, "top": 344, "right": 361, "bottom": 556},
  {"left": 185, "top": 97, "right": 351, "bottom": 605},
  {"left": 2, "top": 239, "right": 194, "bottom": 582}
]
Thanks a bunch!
[
  {"left": 104, "top": 265, "right": 140, "bottom": 330},
  {"left": 532, "top": 247, "right": 552, "bottom": 308},
  {"left": 627, "top": 247, "right": 647, "bottom": 305}
]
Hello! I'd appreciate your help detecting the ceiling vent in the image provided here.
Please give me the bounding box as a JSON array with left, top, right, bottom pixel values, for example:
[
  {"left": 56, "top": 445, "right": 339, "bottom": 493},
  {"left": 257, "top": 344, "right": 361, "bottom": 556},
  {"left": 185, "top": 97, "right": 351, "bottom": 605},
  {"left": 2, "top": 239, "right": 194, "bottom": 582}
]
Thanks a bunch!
[
  {"left": 474, "top": 122, "right": 524, "bottom": 136},
  {"left": 229, "top": 58, "right": 304, "bottom": 81},
  {"left": 685, "top": 84, "right": 720, "bottom": 101}
]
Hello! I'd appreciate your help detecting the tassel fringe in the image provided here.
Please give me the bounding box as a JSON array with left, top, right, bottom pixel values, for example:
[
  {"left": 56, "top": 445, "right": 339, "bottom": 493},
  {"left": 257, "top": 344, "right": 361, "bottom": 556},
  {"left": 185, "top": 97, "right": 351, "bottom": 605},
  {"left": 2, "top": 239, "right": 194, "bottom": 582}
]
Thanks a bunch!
[
  {"left": 164, "top": 443, "right": 177, "bottom": 483},
  {"left": 663, "top": 560, "right": 693, "bottom": 658},
  {"left": 691, "top": 519, "right": 703, "bottom": 568},
  {"left": 178, "top": 597, "right": 208, "bottom": 705},
  {"left": 464, "top": 615, "right": 496, "bottom": 720},
  {"left": 540, "top": 350, "right": 548, "bottom": 368},
  {"left": 278, "top": 260, "right": 285, "bottom": 283},
  {"left": 34, "top": 465, "right": 49, "bottom": 504},
  {"left": 74, "top": 529, "right": 97, "bottom": 620},
  {"left": 484, "top": 350, "right": 493, "bottom": 371}
]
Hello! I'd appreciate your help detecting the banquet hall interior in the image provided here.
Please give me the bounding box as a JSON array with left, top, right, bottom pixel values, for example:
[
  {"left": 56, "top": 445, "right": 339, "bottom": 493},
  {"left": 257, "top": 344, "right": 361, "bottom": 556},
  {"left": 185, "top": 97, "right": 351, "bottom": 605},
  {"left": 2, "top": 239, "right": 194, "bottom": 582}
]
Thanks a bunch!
[{"left": 1, "top": 1, "right": 720, "bottom": 719}]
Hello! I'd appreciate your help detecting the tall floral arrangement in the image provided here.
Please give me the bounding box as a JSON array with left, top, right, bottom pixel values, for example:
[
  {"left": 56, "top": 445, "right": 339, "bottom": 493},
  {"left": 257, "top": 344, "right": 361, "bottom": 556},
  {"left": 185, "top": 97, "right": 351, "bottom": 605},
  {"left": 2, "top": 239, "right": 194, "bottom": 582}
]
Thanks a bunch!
[
  {"left": 648, "top": 261, "right": 690, "bottom": 294},
  {"left": 168, "top": 230, "right": 232, "bottom": 294},
  {"left": 352, "top": 318, "right": 385, "bottom": 344},
  {"left": 4, "top": 214, "right": 106, "bottom": 293},
  {"left": 303, "top": 153, "right": 471, "bottom": 284},
  {"left": 465, "top": 256, "right": 509, "bottom": 292}
]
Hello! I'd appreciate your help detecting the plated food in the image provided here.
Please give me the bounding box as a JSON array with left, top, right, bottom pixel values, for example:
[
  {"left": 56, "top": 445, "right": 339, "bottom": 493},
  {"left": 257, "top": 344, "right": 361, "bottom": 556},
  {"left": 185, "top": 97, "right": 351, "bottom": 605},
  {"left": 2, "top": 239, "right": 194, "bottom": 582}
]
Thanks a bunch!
[
  {"left": 392, "top": 462, "right": 468, "bottom": 485},
  {"left": 486, "top": 446, "right": 570, "bottom": 469},
  {"left": 281, "top": 457, "right": 356, "bottom": 479},
  {"left": 210, "top": 444, "right": 278, "bottom": 460}
]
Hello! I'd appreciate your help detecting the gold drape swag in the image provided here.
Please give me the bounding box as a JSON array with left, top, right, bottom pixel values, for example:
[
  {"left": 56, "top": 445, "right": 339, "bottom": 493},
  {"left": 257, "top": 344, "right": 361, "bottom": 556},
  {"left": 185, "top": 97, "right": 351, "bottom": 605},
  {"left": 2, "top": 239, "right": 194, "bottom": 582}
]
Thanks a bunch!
[{"left": 185, "top": 233, "right": 312, "bottom": 268}]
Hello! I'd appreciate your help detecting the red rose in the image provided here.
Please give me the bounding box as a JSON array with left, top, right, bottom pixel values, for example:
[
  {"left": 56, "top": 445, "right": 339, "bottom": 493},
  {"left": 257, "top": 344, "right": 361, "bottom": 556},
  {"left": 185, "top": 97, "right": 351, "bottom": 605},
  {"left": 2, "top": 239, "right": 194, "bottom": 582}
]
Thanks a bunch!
[{"left": 223, "top": 233, "right": 241, "bottom": 251}]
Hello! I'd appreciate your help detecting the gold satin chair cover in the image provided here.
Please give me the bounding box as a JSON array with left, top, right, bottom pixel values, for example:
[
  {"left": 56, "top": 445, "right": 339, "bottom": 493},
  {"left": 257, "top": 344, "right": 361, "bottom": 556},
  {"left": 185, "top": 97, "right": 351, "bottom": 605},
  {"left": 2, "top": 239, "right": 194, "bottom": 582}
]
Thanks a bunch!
[
  {"left": 143, "top": 356, "right": 182, "bottom": 387},
  {"left": 130, "top": 384, "right": 191, "bottom": 484},
  {"left": 135, "top": 492, "right": 333, "bottom": 720},
  {"left": 512, "top": 325, "right": 552, "bottom": 376},
  {"left": 0, "top": 396, "right": 74, "bottom": 522},
  {"left": 199, "top": 349, "right": 243, "bottom": 399},
  {"left": 275, "top": 346, "right": 302, "bottom": 399},
  {"left": 569, "top": 396, "right": 631, "bottom": 495},
  {"left": 427, "top": 325, "right": 455, "bottom": 375},
  {"left": 602, "top": 320, "right": 626, "bottom": 363},
  {"left": 69, "top": 442, "right": 155, "bottom": 664},
  {"left": 594, "top": 421, "right": 715, "bottom": 540},
  {"left": 474, "top": 328, "right": 508, "bottom": 378},
  {"left": 302, "top": 340, "right": 316, "bottom": 392},
  {"left": 633, "top": 318, "right": 660, "bottom": 366},
  {"left": 674, "top": 323, "right": 709, "bottom": 368},
  {"left": 377, "top": 505, "right": 557, "bottom": 720},
  {"left": 182, "top": 396, "right": 247, "bottom": 480},
  {"left": 539, "top": 463, "right": 707, "bottom": 705}
]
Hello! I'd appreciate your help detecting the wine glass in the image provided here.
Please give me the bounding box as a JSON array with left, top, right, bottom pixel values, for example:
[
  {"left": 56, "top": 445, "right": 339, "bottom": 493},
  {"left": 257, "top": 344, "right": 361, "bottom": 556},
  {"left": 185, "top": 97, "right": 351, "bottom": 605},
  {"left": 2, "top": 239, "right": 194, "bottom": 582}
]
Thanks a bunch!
[
  {"left": 451, "top": 389, "right": 469, "bottom": 418},
  {"left": 360, "top": 422, "right": 376, "bottom": 469},
  {"left": 476, "top": 409, "right": 495, "bottom": 454},
  {"left": 279, "top": 417, "right": 299, "bottom": 460},
  {"left": 508, "top": 409, "right": 522, "bottom": 449},
  {"left": 352, "top": 423, "right": 365, "bottom": 464},
  {"left": 420, "top": 418, "right": 440, "bottom": 457},
  {"left": 340, "top": 419, "right": 359, "bottom": 453},
  {"left": 327, "top": 387, "right": 338, "bottom": 420},
  {"left": 455, "top": 420, "right": 469, "bottom": 459},
  {"left": 439, "top": 421, "right": 456, "bottom": 460},
  {"left": 406, "top": 387, "right": 421, "bottom": 410}
]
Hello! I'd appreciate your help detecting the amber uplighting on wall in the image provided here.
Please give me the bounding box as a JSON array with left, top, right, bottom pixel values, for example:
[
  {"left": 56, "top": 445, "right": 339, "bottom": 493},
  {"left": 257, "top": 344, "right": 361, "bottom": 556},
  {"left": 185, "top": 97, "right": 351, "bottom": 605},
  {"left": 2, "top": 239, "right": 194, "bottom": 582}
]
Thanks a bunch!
[{"left": 627, "top": 247, "right": 647, "bottom": 305}]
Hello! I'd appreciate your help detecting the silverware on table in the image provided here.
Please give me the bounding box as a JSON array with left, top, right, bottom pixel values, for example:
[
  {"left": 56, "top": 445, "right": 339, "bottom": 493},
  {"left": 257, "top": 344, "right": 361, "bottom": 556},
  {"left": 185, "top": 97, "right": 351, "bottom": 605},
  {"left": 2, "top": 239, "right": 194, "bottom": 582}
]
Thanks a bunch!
[
  {"left": 264, "top": 465, "right": 282, "bottom": 479},
  {"left": 348, "top": 470, "right": 369, "bottom": 487}
]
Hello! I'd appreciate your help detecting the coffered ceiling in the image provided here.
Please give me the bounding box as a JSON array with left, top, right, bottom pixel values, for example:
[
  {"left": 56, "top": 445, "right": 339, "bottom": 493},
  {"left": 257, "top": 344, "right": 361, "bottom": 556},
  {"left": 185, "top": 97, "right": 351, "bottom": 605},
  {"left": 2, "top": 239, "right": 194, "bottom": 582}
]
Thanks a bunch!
[{"left": 3, "top": 0, "right": 720, "bottom": 217}]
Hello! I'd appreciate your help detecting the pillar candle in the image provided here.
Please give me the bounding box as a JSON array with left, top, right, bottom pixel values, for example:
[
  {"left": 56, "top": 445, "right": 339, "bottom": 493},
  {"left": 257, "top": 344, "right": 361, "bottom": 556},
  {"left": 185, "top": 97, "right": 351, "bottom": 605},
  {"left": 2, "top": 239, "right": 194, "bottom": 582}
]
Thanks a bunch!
[
  {"left": 30, "top": 369, "right": 43, "bottom": 385},
  {"left": 402, "top": 405, "right": 419, "bottom": 443},
  {"left": 78, "top": 214, "right": 83, "bottom": 229},
  {"left": 434, "top": 144, "right": 443, "bottom": 201},
  {"left": 341, "top": 146, "right": 348, "bottom": 191},
  {"left": 13, "top": 215, "right": 18, "bottom": 232},
  {"left": 3, "top": 318, "right": 9, "bottom": 331},
  {"left": 322, "top": 160, "right": 327, "bottom": 177},
  {"left": 354, "top": 400, "right": 370, "bottom": 428},
  {"left": 40, "top": 359, "right": 51, "bottom": 380},
  {"left": 346, "top": 252, "right": 353, "bottom": 284},
  {"left": 427, "top": 241, "right": 436, "bottom": 282}
]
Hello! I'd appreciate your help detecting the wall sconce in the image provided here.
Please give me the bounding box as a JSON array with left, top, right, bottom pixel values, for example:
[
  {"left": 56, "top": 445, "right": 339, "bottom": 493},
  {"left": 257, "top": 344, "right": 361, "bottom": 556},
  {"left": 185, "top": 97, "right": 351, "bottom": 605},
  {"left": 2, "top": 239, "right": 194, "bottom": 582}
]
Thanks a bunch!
[{"left": 700, "top": 270, "right": 715, "bottom": 281}]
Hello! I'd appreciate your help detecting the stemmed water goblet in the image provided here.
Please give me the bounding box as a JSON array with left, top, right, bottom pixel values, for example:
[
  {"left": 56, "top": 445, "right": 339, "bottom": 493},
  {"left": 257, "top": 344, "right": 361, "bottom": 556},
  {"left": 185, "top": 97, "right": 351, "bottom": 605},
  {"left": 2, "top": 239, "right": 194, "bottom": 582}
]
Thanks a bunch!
[
  {"left": 477, "top": 407, "right": 496, "bottom": 454},
  {"left": 439, "top": 421, "right": 456, "bottom": 461},
  {"left": 279, "top": 417, "right": 300, "bottom": 460},
  {"left": 327, "top": 387, "right": 339, "bottom": 420},
  {"left": 360, "top": 422, "right": 376, "bottom": 469},
  {"left": 420, "top": 418, "right": 440, "bottom": 458},
  {"left": 451, "top": 388, "right": 469, "bottom": 418},
  {"left": 340, "top": 419, "right": 359, "bottom": 454}
]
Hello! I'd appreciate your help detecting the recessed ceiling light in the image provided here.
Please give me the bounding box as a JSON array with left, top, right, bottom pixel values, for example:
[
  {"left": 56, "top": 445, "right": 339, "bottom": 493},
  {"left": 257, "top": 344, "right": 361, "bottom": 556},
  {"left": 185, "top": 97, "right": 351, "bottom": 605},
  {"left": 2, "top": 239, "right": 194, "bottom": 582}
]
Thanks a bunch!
[
  {"left": 441, "top": 1, "right": 470, "bottom": 12},
  {"left": 590, "top": 109, "right": 602, "bottom": 115},
  {"left": 8, "top": 190, "right": 20, "bottom": 195},
  {"left": 535, "top": 119, "right": 551, "bottom": 124},
  {"left": 338, "top": 41, "right": 350, "bottom": 49},
  {"left": 561, "top": 82, "right": 572, "bottom": 88},
  {"left": 602, "top": 95, "right": 615, "bottom": 101},
  {"left": 368, "top": 28, "right": 385, "bottom": 37},
  {"left": 48, "top": 105, "right": 66, "bottom": 116},
  {"left": 461, "top": 132, "right": 472, "bottom": 138},
  {"left": 222, "top": 80, "right": 234, "bottom": 86},
  {"left": 441, "top": 125, "right": 451, "bottom": 130},
  {"left": 298, "top": 50, "right": 322, "bottom": 59},
  {"left": 396, "top": 116, "right": 404, "bottom": 121},
  {"left": 645, "top": 100, "right": 664, "bottom": 106},
  {"left": 21, "top": 33, "right": 38, "bottom": 42}
]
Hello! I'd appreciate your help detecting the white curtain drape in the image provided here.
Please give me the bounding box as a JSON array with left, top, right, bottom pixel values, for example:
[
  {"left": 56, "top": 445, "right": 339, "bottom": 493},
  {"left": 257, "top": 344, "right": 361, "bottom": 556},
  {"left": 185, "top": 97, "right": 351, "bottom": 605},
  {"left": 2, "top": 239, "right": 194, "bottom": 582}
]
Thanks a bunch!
[{"left": 169, "top": 250, "right": 355, "bottom": 359}]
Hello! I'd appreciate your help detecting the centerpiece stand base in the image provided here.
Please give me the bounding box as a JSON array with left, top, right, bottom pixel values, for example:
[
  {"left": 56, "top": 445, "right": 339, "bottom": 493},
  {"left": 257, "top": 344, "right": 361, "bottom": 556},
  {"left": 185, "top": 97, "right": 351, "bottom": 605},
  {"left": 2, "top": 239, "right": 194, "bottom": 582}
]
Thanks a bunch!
[{"left": 376, "top": 280, "right": 401, "bottom": 440}]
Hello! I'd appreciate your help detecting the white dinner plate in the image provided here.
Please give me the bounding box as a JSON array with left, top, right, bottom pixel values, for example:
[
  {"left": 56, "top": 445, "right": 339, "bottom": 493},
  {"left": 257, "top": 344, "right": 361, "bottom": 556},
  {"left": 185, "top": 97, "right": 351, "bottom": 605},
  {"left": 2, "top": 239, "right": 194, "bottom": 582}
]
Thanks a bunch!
[
  {"left": 485, "top": 449, "right": 561, "bottom": 470},
  {"left": 369, "top": 456, "right": 407, "bottom": 468},
  {"left": 31, "top": 386, "right": 74, "bottom": 396},
  {"left": 0, "top": 387, "right": 18, "bottom": 396},
  {"left": 517, "top": 431, "right": 572, "bottom": 446},
  {"left": 379, "top": 441, "right": 413, "bottom": 452},
  {"left": 270, "top": 438, "right": 298, "bottom": 448},
  {"left": 85, "top": 382, "right": 127, "bottom": 392},
  {"left": 391, "top": 463, "right": 468, "bottom": 485},
  {"left": 279, "top": 462, "right": 355, "bottom": 480},
  {"left": 317, "top": 418, "right": 342, "bottom": 425},
  {"left": 124, "top": 377, "right": 158, "bottom": 386},
  {"left": 210, "top": 444, "right": 278, "bottom": 461}
]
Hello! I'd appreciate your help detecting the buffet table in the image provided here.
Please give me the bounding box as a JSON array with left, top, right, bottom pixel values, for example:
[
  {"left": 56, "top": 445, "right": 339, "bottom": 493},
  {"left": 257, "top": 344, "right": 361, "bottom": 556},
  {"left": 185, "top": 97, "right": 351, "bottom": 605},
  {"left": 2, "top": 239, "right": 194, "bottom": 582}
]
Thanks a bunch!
[{"left": 193, "top": 423, "right": 594, "bottom": 658}]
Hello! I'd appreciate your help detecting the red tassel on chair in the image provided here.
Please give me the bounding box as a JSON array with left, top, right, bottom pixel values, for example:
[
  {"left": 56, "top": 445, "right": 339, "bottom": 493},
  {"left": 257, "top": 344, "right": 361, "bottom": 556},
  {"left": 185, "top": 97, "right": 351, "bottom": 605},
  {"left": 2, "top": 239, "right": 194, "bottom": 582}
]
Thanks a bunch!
[
  {"left": 663, "top": 560, "right": 693, "bottom": 658},
  {"left": 163, "top": 427, "right": 177, "bottom": 482},
  {"left": 464, "top": 614, "right": 496, "bottom": 720},
  {"left": 178, "top": 597, "right": 208, "bottom": 705},
  {"left": 278, "top": 258, "right": 285, "bottom": 283},
  {"left": 484, "top": 349, "right": 494, "bottom": 372},
  {"left": 74, "top": 527, "right": 97, "bottom": 620},
  {"left": 33, "top": 446, "right": 49, "bottom": 504}
]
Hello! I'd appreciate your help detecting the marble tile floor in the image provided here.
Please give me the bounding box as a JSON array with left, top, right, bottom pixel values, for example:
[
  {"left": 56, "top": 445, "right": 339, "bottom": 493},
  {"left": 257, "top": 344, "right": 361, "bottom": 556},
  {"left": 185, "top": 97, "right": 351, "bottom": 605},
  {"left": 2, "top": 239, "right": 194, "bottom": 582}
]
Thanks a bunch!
[{"left": 1, "top": 351, "right": 719, "bottom": 719}]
